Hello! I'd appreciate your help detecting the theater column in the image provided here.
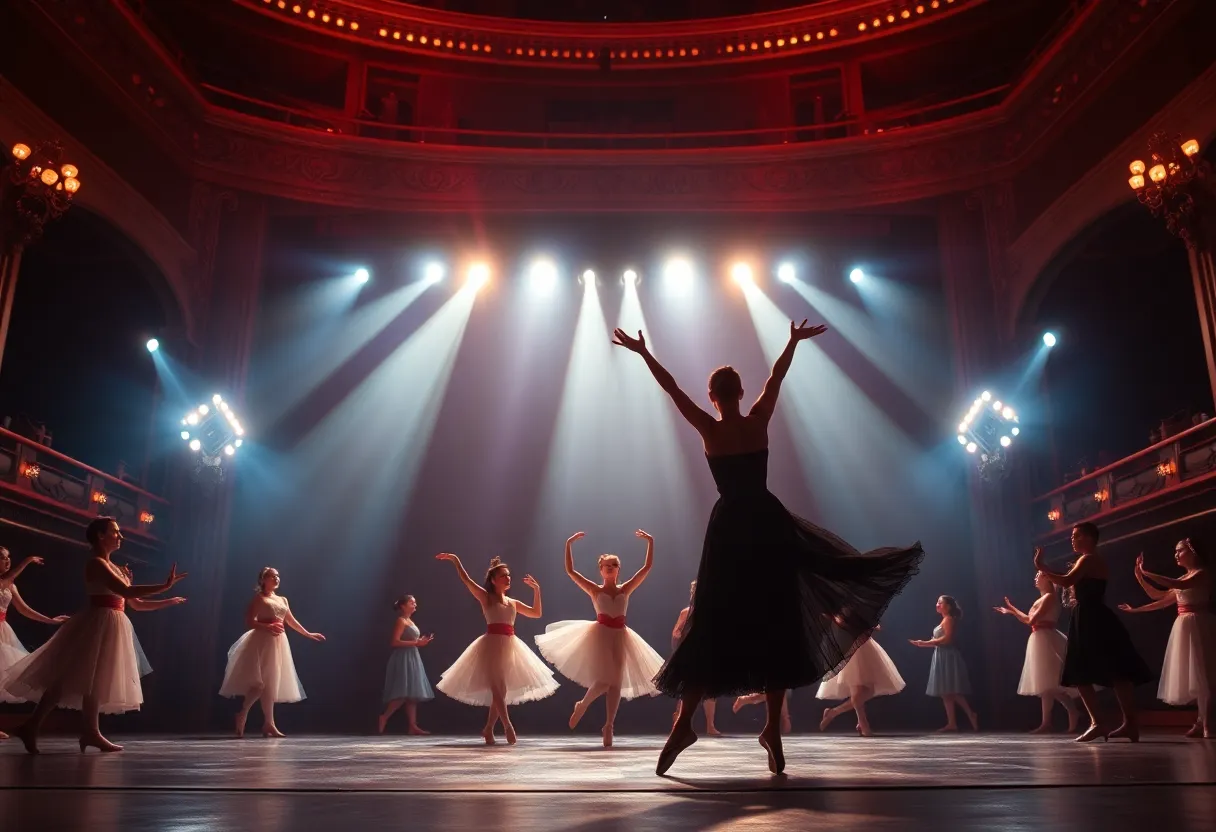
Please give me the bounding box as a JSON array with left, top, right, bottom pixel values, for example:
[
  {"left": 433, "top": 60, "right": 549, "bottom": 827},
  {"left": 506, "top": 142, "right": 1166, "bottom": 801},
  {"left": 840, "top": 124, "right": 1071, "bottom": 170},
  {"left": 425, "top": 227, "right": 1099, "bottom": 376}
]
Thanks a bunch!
[
  {"left": 938, "top": 184, "right": 1032, "bottom": 726},
  {"left": 166, "top": 184, "right": 267, "bottom": 729}
]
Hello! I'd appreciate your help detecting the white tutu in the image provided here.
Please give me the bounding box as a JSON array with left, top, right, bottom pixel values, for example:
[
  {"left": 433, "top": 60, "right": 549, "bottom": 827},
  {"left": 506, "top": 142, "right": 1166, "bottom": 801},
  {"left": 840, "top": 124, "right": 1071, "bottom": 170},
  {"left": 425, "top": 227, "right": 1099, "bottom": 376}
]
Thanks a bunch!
[
  {"left": 535, "top": 620, "right": 665, "bottom": 700},
  {"left": 1158, "top": 610, "right": 1216, "bottom": 705},
  {"left": 1018, "top": 627, "right": 1078, "bottom": 697},
  {"left": 218, "top": 629, "right": 306, "bottom": 703},
  {"left": 817, "top": 638, "right": 905, "bottom": 700},
  {"left": 0, "top": 620, "right": 31, "bottom": 703},
  {"left": 0, "top": 607, "right": 143, "bottom": 713},
  {"left": 436, "top": 632, "right": 559, "bottom": 707}
]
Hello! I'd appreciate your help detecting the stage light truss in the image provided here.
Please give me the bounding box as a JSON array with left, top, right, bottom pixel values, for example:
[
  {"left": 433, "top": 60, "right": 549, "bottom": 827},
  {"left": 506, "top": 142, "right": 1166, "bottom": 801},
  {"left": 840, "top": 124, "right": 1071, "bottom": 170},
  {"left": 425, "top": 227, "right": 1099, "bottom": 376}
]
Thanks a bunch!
[
  {"left": 956, "top": 390, "right": 1020, "bottom": 480},
  {"left": 180, "top": 394, "right": 246, "bottom": 461}
]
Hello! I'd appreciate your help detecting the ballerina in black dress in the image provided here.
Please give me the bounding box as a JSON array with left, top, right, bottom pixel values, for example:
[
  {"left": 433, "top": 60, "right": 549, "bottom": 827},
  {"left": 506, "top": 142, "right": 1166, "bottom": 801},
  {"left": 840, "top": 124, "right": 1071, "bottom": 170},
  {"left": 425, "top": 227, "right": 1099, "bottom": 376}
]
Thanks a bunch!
[
  {"left": 1035, "top": 523, "right": 1153, "bottom": 742},
  {"left": 612, "top": 321, "right": 924, "bottom": 775}
]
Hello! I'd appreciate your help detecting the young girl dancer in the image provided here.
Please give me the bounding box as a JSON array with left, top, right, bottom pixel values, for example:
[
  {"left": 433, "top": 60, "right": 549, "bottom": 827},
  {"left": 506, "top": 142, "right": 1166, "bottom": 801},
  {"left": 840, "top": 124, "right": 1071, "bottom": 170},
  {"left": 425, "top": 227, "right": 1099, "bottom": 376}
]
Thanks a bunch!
[
  {"left": 378, "top": 594, "right": 435, "bottom": 735},
  {"left": 1120, "top": 539, "right": 1215, "bottom": 738},
  {"left": 910, "top": 595, "right": 978, "bottom": 731},
  {"left": 434, "top": 554, "right": 558, "bottom": 745},
  {"left": 995, "top": 572, "right": 1080, "bottom": 733},
  {"left": 0, "top": 549, "right": 68, "bottom": 739},
  {"left": 817, "top": 625, "right": 904, "bottom": 736},
  {"left": 535, "top": 530, "right": 665, "bottom": 747},
  {"left": 219, "top": 567, "right": 325, "bottom": 738},
  {"left": 1036, "top": 525, "right": 1152, "bottom": 742},
  {"left": 3, "top": 518, "right": 186, "bottom": 753},
  {"left": 671, "top": 581, "right": 721, "bottom": 736}
]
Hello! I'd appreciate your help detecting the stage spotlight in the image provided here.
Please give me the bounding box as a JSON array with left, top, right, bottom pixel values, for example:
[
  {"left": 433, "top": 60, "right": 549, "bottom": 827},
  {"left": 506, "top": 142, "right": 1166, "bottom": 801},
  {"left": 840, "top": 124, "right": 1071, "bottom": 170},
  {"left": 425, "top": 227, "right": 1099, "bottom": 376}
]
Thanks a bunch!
[
  {"left": 1000, "top": 435, "right": 1012, "bottom": 448},
  {"left": 529, "top": 259, "right": 558, "bottom": 294},
  {"left": 424, "top": 262, "right": 445, "bottom": 285},
  {"left": 181, "top": 394, "right": 246, "bottom": 459},
  {"left": 981, "top": 390, "right": 992, "bottom": 402},
  {"left": 1043, "top": 331, "right": 1057, "bottom": 348},
  {"left": 355, "top": 268, "right": 370, "bottom": 284},
  {"left": 189, "top": 438, "right": 202, "bottom": 452},
  {"left": 623, "top": 269, "right": 638, "bottom": 285},
  {"left": 849, "top": 267, "right": 865, "bottom": 284},
  {"left": 664, "top": 258, "right": 694, "bottom": 294},
  {"left": 966, "top": 442, "right": 978, "bottom": 454},
  {"left": 957, "top": 434, "right": 967, "bottom": 445},
  {"left": 145, "top": 338, "right": 159, "bottom": 353},
  {"left": 956, "top": 390, "right": 1020, "bottom": 480},
  {"left": 581, "top": 269, "right": 596, "bottom": 286},
  {"left": 731, "top": 263, "right": 754, "bottom": 285},
  {"left": 777, "top": 263, "right": 796, "bottom": 284},
  {"left": 466, "top": 263, "right": 490, "bottom": 290}
]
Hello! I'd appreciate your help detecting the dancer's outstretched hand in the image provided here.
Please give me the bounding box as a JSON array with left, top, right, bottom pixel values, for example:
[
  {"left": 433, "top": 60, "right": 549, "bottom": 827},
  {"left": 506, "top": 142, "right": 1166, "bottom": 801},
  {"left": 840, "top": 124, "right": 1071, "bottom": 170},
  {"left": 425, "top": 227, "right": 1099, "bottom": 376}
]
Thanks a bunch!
[
  {"left": 1134, "top": 553, "right": 1145, "bottom": 574},
  {"left": 790, "top": 319, "right": 828, "bottom": 341},
  {"left": 163, "top": 563, "right": 188, "bottom": 590},
  {"left": 309, "top": 632, "right": 326, "bottom": 643},
  {"left": 1032, "top": 547, "right": 1045, "bottom": 570},
  {"left": 22, "top": 556, "right": 45, "bottom": 567},
  {"left": 635, "top": 529, "right": 653, "bottom": 542},
  {"left": 1116, "top": 603, "right": 1134, "bottom": 613},
  {"left": 163, "top": 597, "right": 187, "bottom": 607},
  {"left": 522, "top": 575, "right": 540, "bottom": 591},
  {"left": 908, "top": 639, "right": 928, "bottom": 648},
  {"left": 567, "top": 531, "right": 586, "bottom": 545},
  {"left": 435, "top": 552, "right": 460, "bottom": 565},
  {"left": 51, "top": 614, "right": 70, "bottom": 624},
  {"left": 612, "top": 328, "right": 646, "bottom": 353}
]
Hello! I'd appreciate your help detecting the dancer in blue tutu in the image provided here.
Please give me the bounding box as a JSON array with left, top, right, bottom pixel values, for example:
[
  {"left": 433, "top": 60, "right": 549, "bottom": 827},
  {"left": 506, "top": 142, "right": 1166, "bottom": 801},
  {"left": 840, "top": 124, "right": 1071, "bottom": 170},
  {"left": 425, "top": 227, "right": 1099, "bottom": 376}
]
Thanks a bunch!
[
  {"left": 910, "top": 595, "right": 978, "bottom": 731},
  {"left": 613, "top": 320, "right": 923, "bottom": 776},
  {"left": 378, "top": 595, "right": 435, "bottom": 735}
]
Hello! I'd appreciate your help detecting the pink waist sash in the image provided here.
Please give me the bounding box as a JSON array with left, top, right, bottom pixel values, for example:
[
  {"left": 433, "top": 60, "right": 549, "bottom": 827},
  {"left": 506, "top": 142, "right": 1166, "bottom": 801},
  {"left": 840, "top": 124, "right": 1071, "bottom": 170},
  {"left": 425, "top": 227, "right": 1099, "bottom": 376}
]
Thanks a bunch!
[
  {"left": 596, "top": 614, "right": 627, "bottom": 629},
  {"left": 486, "top": 623, "right": 515, "bottom": 636},
  {"left": 1178, "top": 604, "right": 1208, "bottom": 616},
  {"left": 90, "top": 595, "right": 125, "bottom": 612}
]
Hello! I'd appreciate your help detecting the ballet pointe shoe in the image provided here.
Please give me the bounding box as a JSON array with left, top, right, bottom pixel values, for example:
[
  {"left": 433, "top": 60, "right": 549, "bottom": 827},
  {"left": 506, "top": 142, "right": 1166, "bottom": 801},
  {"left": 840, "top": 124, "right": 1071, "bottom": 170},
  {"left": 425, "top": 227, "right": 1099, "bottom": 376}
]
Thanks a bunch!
[
  {"left": 481, "top": 727, "right": 496, "bottom": 746},
  {"left": 656, "top": 725, "right": 697, "bottom": 776},
  {"left": 1075, "top": 724, "right": 1108, "bottom": 743},
  {"left": 235, "top": 712, "right": 248, "bottom": 739},
  {"left": 14, "top": 723, "right": 39, "bottom": 755},
  {"left": 732, "top": 697, "right": 745, "bottom": 714},
  {"left": 781, "top": 713, "right": 792, "bottom": 734},
  {"left": 967, "top": 711, "right": 980, "bottom": 731},
  {"left": 262, "top": 725, "right": 286, "bottom": 739},
  {"left": 504, "top": 722, "right": 517, "bottom": 745},
  {"left": 819, "top": 708, "right": 834, "bottom": 732},
  {"left": 80, "top": 733, "right": 123, "bottom": 753},
  {"left": 569, "top": 699, "right": 590, "bottom": 730},
  {"left": 759, "top": 728, "right": 786, "bottom": 775},
  {"left": 1107, "top": 723, "right": 1140, "bottom": 743},
  {"left": 602, "top": 724, "right": 613, "bottom": 748},
  {"left": 377, "top": 714, "right": 388, "bottom": 735},
  {"left": 1184, "top": 720, "right": 1203, "bottom": 739}
]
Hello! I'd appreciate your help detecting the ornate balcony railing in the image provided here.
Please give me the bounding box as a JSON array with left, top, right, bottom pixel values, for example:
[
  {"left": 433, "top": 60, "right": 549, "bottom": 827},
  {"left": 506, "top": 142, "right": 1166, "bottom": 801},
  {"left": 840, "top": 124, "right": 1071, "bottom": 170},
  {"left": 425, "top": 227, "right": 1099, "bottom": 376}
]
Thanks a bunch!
[
  {"left": 1033, "top": 418, "right": 1216, "bottom": 544},
  {"left": 198, "top": 81, "right": 1008, "bottom": 150},
  {"left": 0, "top": 427, "right": 168, "bottom": 558}
]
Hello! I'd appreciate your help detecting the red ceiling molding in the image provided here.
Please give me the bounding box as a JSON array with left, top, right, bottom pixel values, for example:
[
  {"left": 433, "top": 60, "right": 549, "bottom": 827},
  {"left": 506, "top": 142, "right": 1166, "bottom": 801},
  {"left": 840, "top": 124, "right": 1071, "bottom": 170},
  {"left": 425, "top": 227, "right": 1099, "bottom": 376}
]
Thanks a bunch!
[{"left": 234, "top": 0, "right": 985, "bottom": 69}]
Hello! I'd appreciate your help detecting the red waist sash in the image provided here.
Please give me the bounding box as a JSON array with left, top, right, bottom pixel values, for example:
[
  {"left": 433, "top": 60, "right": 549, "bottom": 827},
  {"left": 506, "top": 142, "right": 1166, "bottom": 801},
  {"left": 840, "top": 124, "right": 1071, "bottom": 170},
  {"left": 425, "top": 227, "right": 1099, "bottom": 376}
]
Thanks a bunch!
[
  {"left": 596, "top": 614, "right": 627, "bottom": 629},
  {"left": 1030, "top": 623, "right": 1055, "bottom": 632},
  {"left": 486, "top": 623, "right": 515, "bottom": 636},
  {"left": 0, "top": 610, "right": 6, "bottom": 622},
  {"left": 1178, "top": 604, "right": 1208, "bottom": 615},
  {"left": 90, "top": 595, "right": 126, "bottom": 612}
]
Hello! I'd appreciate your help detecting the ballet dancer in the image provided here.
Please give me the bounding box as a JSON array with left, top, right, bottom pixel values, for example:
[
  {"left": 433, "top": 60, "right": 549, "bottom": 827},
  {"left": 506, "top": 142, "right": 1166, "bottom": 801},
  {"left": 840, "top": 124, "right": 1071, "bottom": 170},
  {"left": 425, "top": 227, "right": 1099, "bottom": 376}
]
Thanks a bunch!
[
  {"left": 378, "top": 594, "right": 435, "bottom": 735},
  {"left": 910, "top": 595, "right": 979, "bottom": 731},
  {"left": 219, "top": 567, "right": 325, "bottom": 738},
  {"left": 1119, "top": 539, "right": 1215, "bottom": 738},
  {"left": 994, "top": 572, "right": 1080, "bottom": 733},
  {"left": 817, "top": 624, "right": 904, "bottom": 736},
  {"left": 671, "top": 581, "right": 721, "bottom": 736},
  {"left": 1036, "top": 524, "right": 1153, "bottom": 742},
  {"left": 2, "top": 518, "right": 186, "bottom": 753},
  {"left": 434, "top": 554, "right": 558, "bottom": 745},
  {"left": 0, "top": 549, "right": 68, "bottom": 739},
  {"left": 535, "top": 530, "right": 665, "bottom": 747},
  {"left": 614, "top": 321, "right": 924, "bottom": 775}
]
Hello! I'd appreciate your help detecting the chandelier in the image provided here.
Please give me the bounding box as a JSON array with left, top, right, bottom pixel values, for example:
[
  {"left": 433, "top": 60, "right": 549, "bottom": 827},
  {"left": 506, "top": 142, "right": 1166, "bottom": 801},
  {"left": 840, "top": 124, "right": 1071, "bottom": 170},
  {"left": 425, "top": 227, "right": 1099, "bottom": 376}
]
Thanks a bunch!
[
  {"left": 1128, "top": 133, "right": 1208, "bottom": 247},
  {"left": 3, "top": 140, "right": 82, "bottom": 245}
]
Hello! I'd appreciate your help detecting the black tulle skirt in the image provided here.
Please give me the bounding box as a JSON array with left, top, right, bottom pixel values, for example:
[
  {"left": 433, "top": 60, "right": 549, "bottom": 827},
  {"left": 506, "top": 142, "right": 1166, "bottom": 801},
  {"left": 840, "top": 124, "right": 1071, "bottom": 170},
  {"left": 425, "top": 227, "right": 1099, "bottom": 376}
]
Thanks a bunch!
[
  {"left": 1060, "top": 601, "right": 1154, "bottom": 688},
  {"left": 655, "top": 489, "right": 924, "bottom": 698}
]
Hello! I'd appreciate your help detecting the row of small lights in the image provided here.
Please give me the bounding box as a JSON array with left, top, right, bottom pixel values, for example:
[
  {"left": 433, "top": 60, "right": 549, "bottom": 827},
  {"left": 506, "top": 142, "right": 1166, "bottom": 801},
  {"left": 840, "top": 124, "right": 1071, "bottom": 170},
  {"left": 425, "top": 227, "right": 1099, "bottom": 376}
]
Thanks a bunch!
[
  {"left": 257, "top": 0, "right": 959, "bottom": 65},
  {"left": 22, "top": 465, "right": 154, "bottom": 526},
  {"left": 1045, "top": 460, "right": 1180, "bottom": 522}
]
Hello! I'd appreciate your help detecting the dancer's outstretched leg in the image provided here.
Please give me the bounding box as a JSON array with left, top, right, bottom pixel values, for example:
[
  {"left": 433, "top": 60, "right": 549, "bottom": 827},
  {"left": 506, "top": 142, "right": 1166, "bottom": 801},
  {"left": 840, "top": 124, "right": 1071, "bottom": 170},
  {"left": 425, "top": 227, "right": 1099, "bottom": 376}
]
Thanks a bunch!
[
  {"left": 657, "top": 689, "right": 700, "bottom": 775},
  {"left": 572, "top": 683, "right": 608, "bottom": 729}
]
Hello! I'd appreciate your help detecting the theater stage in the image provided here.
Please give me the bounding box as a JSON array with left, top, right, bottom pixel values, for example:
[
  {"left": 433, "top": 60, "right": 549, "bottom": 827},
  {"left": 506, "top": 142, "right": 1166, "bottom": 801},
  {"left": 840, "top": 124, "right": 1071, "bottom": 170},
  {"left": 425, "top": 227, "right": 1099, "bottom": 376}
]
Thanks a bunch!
[{"left": 3, "top": 733, "right": 1214, "bottom": 830}]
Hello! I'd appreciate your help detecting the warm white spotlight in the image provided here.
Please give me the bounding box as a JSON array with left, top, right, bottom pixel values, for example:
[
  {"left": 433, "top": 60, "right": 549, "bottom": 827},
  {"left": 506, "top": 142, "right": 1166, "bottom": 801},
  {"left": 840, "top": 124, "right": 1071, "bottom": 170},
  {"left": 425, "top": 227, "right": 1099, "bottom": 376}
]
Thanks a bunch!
[
  {"left": 424, "top": 262, "right": 445, "bottom": 284},
  {"left": 1002, "top": 406, "right": 1015, "bottom": 420},
  {"left": 189, "top": 438, "right": 202, "bottom": 452},
  {"left": 849, "top": 267, "right": 865, "bottom": 284},
  {"left": 623, "top": 269, "right": 638, "bottom": 285},
  {"left": 180, "top": 430, "right": 190, "bottom": 441},
  {"left": 581, "top": 269, "right": 596, "bottom": 286},
  {"left": 777, "top": 263, "right": 796, "bottom": 284},
  {"left": 212, "top": 394, "right": 222, "bottom": 404},
  {"left": 981, "top": 391, "right": 992, "bottom": 402},
  {"left": 731, "top": 263, "right": 754, "bottom": 285},
  {"left": 1011, "top": 427, "right": 1020, "bottom": 436},
  {"left": 966, "top": 442, "right": 978, "bottom": 454},
  {"left": 198, "top": 404, "right": 210, "bottom": 416},
  {"left": 999, "top": 435, "right": 1012, "bottom": 448},
  {"left": 957, "top": 422, "right": 967, "bottom": 433},
  {"left": 1043, "top": 331, "right": 1057, "bottom": 348},
  {"left": 145, "top": 338, "right": 159, "bottom": 353},
  {"left": 466, "top": 263, "right": 490, "bottom": 290},
  {"left": 957, "top": 434, "right": 967, "bottom": 445},
  {"left": 992, "top": 401, "right": 1003, "bottom": 411},
  {"left": 185, "top": 412, "right": 199, "bottom": 426},
  {"left": 529, "top": 259, "right": 558, "bottom": 294},
  {"left": 224, "top": 444, "right": 236, "bottom": 456},
  {"left": 355, "top": 268, "right": 370, "bottom": 284},
  {"left": 664, "top": 258, "right": 694, "bottom": 294}
]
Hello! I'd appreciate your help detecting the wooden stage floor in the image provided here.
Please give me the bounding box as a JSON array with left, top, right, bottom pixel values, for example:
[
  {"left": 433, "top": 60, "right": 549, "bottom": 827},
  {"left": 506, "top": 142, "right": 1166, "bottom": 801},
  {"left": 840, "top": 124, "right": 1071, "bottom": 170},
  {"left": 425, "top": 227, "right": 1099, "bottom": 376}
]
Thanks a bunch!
[{"left": 3, "top": 733, "right": 1215, "bottom": 830}]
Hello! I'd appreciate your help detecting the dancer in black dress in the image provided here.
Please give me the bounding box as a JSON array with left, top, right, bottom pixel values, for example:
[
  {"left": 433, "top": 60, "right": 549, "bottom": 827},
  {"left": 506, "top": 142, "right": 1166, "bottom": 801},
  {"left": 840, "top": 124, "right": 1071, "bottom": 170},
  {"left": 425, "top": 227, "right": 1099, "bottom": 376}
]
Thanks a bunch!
[
  {"left": 613, "top": 321, "right": 924, "bottom": 775},
  {"left": 1035, "top": 523, "right": 1153, "bottom": 742}
]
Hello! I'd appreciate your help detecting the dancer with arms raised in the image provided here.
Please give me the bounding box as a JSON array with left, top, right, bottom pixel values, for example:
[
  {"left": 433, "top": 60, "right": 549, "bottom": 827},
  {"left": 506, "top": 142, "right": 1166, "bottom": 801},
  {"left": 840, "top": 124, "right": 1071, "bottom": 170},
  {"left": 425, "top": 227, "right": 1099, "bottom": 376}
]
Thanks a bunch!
[{"left": 613, "top": 321, "right": 924, "bottom": 775}]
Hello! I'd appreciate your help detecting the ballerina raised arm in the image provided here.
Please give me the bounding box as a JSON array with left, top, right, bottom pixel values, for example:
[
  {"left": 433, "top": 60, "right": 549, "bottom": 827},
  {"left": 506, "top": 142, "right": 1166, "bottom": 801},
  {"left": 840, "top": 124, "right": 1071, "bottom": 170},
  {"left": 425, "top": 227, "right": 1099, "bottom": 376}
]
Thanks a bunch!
[
  {"left": 612, "top": 329, "right": 716, "bottom": 437},
  {"left": 749, "top": 320, "right": 828, "bottom": 421},
  {"left": 435, "top": 553, "right": 489, "bottom": 606},
  {"left": 993, "top": 596, "right": 1031, "bottom": 625},
  {"left": 563, "top": 532, "right": 601, "bottom": 597},
  {"left": 620, "top": 529, "right": 655, "bottom": 595},
  {"left": 1033, "top": 547, "right": 1093, "bottom": 587},
  {"left": 513, "top": 575, "right": 543, "bottom": 619},
  {"left": 1132, "top": 554, "right": 1172, "bottom": 600}
]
